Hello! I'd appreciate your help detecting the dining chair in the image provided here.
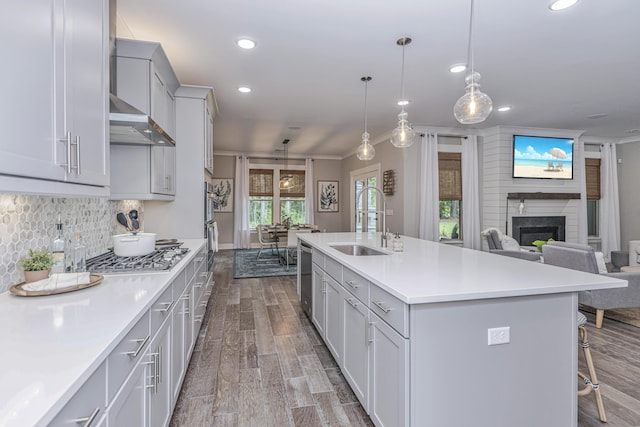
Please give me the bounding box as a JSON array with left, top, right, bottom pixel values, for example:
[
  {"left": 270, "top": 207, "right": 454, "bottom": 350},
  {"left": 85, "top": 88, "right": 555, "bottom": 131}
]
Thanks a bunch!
[{"left": 256, "top": 224, "right": 278, "bottom": 259}]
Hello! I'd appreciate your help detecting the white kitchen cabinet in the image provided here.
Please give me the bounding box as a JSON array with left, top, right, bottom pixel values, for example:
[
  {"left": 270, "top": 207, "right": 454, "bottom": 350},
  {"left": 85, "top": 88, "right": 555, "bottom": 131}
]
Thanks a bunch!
[
  {"left": 368, "top": 311, "right": 409, "bottom": 427},
  {"left": 324, "top": 274, "right": 344, "bottom": 365},
  {"left": 107, "top": 354, "right": 149, "bottom": 427},
  {"left": 49, "top": 362, "right": 107, "bottom": 427},
  {"left": 151, "top": 146, "right": 176, "bottom": 196},
  {"left": 205, "top": 101, "right": 215, "bottom": 175},
  {"left": 342, "top": 292, "right": 370, "bottom": 411},
  {"left": 148, "top": 317, "right": 172, "bottom": 427},
  {"left": 110, "top": 145, "right": 175, "bottom": 200},
  {"left": 311, "top": 263, "right": 326, "bottom": 337},
  {"left": 116, "top": 39, "right": 179, "bottom": 140},
  {"left": 0, "top": 0, "right": 109, "bottom": 196}
]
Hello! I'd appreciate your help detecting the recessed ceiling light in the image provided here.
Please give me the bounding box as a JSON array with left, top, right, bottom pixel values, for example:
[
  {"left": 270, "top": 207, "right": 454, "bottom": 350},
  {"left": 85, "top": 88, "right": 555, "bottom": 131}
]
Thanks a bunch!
[
  {"left": 238, "top": 86, "right": 251, "bottom": 93},
  {"left": 549, "top": 0, "right": 579, "bottom": 11},
  {"left": 587, "top": 113, "right": 608, "bottom": 119},
  {"left": 497, "top": 106, "right": 512, "bottom": 112},
  {"left": 287, "top": 126, "right": 301, "bottom": 131},
  {"left": 236, "top": 38, "right": 256, "bottom": 49},
  {"left": 397, "top": 99, "right": 409, "bottom": 106},
  {"left": 449, "top": 64, "right": 467, "bottom": 73}
]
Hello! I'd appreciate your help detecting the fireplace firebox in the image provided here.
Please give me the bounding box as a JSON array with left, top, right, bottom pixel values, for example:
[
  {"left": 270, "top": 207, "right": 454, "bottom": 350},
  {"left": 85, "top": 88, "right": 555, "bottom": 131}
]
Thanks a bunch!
[{"left": 512, "top": 216, "right": 565, "bottom": 246}]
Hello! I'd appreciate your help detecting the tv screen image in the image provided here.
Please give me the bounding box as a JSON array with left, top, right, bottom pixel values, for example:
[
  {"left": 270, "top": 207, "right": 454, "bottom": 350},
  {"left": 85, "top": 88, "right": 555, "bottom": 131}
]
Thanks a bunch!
[{"left": 512, "top": 135, "right": 574, "bottom": 179}]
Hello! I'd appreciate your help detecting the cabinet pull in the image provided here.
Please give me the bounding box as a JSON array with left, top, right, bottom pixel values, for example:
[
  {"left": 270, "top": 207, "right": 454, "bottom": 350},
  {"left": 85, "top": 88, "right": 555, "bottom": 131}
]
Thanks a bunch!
[
  {"left": 322, "top": 279, "right": 327, "bottom": 294},
  {"left": 155, "top": 300, "right": 175, "bottom": 313},
  {"left": 74, "top": 407, "right": 100, "bottom": 426},
  {"left": 158, "top": 346, "right": 162, "bottom": 386},
  {"left": 195, "top": 314, "right": 204, "bottom": 323},
  {"left": 60, "top": 131, "right": 72, "bottom": 174},
  {"left": 367, "top": 321, "right": 375, "bottom": 345},
  {"left": 372, "top": 300, "right": 391, "bottom": 314},
  {"left": 346, "top": 298, "right": 358, "bottom": 308},
  {"left": 345, "top": 280, "right": 359, "bottom": 290},
  {"left": 196, "top": 256, "right": 204, "bottom": 262},
  {"left": 200, "top": 272, "right": 208, "bottom": 278},
  {"left": 74, "top": 135, "right": 81, "bottom": 174},
  {"left": 124, "top": 335, "right": 150, "bottom": 358}
]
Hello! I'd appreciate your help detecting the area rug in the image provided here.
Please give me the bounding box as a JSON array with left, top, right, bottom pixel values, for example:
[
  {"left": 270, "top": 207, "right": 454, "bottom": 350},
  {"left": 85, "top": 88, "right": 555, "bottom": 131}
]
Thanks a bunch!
[
  {"left": 233, "top": 249, "right": 296, "bottom": 279},
  {"left": 580, "top": 305, "right": 640, "bottom": 328}
]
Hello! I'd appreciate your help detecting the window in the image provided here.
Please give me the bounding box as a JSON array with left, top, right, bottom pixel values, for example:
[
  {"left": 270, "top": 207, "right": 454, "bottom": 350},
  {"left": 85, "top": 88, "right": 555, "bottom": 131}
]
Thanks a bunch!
[
  {"left": 249, "top": 166, "right": 306, "bottom": 229},
  {"left": 586, "top": 158, "right": 601, "bottom": 237},
  {"left": 439, "top": 152, "right": 462, "bottom": 240}
]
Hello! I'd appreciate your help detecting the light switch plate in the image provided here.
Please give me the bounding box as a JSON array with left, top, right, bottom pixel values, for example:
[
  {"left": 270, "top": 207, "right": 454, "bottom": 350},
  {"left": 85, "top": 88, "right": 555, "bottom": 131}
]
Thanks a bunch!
[{"left": 488, "top": 326, "right": 510, "bottom": 345}]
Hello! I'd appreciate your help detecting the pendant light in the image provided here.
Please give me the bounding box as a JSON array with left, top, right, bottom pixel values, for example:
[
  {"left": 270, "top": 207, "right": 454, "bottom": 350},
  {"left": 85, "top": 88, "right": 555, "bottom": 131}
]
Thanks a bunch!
[
  {"left": 279, "top": 139, "right": 293, "bottom": 190},
  {"left": 357, "top": 76, "right": 375, "bottom": 161},
  {"left": 390, "top": 37, "right": 416, "bottom": 148},
  {"left": 454, "top": 0, "right": 493, "bottom": 124}
]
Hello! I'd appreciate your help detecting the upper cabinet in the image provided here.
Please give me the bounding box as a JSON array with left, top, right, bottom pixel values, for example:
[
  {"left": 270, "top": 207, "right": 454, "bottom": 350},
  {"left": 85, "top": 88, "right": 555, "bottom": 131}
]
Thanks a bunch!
[
  {"left": 0, "top": 0, "right": 109, "bottom": 196},
  {"left": 115, "top": 38, "right": 179, "bottom": 140}
]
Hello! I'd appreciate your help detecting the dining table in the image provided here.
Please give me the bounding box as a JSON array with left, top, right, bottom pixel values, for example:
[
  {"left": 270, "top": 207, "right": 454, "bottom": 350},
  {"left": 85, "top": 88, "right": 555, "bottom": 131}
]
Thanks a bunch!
[{"left": 266, "top": 225, "right": 317, "bottom": 268}]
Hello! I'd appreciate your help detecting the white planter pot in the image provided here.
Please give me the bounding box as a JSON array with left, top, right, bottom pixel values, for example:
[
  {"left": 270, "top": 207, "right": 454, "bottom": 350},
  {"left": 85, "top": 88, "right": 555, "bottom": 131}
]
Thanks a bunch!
[{"left": 112, "top": 233, "right": 157, "bottom": 257}]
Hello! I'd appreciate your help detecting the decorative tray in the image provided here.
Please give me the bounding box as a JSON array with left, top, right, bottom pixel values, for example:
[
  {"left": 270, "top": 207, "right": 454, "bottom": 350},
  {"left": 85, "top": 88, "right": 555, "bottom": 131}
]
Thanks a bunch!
[{"left": 10, "top": 274, "right": 104, "bottom": 297}]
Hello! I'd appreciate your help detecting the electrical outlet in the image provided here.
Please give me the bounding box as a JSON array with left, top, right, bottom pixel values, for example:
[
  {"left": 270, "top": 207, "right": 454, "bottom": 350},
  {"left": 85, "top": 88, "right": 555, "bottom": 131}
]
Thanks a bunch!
[
  {"left": 488, "top": 326, "right": 510, "bottom": 346},
  {"left": 386, "top": 209, "right": 394, "bottom": 215}
]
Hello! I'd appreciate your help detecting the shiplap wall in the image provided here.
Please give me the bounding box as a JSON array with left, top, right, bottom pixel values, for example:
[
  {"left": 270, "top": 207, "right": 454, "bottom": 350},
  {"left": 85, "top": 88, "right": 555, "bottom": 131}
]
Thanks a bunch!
[{"left": 481, "top": 127, "right": 583, "bottom": 242}]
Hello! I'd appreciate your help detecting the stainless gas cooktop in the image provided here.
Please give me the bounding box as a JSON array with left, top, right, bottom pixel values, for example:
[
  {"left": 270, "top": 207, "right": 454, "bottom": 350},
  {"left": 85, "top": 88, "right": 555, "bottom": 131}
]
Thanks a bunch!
[{"left": 86, "top": 245, "right": 189, "bottom": 274}]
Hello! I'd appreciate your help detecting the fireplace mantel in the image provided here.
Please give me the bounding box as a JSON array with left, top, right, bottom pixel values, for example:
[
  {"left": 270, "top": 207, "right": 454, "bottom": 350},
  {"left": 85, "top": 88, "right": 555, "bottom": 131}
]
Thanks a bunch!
[{"left": 507, "top": 192, "right": 581, "bottom": 200}]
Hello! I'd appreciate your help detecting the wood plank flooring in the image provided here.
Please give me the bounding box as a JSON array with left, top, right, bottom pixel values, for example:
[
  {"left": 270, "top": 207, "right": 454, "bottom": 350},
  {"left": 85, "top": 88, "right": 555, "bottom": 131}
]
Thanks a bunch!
[{"left": 171, "top": 250, "right": 640, "bottom": 426}]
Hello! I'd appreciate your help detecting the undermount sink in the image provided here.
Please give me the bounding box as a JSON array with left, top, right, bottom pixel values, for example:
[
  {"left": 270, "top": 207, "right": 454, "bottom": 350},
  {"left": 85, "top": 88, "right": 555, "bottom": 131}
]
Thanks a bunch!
[{"left": 330, "top": 244, "right": 389, "bottom": 256}]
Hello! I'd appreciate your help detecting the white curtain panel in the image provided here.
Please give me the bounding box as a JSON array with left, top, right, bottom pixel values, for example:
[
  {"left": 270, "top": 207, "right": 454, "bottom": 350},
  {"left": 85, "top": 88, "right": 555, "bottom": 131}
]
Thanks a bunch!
[
  {"left": 418, "top": 133, "right": 440, "bottom": 241},
  {"left": 462, "top": 135, "right": 481, "bottom": 250},
  {"left": 600, "top": 143, "right": 620, "bottom": 260},
  {"left": 574, "top": 138, "right": 588, "bottom": 244},
  {"left": 233, "top": 155, "right": 251, "bottom": 249},
  {"left": 304, "top": 158, "right": 315, "bottom": 225}
]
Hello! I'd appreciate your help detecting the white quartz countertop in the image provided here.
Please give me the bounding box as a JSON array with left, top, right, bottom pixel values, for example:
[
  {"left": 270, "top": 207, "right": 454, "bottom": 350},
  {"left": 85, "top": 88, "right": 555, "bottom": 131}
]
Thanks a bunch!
[
  {"left": 0, "top": 239, "right": 206, "bottom": 427},
  {"left": 299, "top": 233, "right": 627, "bottom": 304}
]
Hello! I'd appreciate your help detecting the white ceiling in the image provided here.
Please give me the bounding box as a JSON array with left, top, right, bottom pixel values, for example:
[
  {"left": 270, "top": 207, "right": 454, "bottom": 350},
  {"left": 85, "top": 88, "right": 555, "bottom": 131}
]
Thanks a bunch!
[{"left": 116, "top": 0, "right": 640, "bottom": 158}]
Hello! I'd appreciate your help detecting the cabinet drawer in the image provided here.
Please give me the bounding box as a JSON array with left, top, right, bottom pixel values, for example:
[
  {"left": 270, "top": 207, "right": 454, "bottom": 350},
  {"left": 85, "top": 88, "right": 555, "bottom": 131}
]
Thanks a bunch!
[
  {"left": 324, "top": 256, "right": 342, "bottom": 282},
  {"left": 50, "top": 362, "right": 106, "bottom": 426},
  {"left": 172, "top": 269, "right": 187, "bottom": 297},
  {"left": 370, "top": 285, "right": 408, "bottom": 338},
  {"left": 342, "top": 267, "right": 369, "bottom": 305},
  {"left": 312, "top": 248, "right": 324, "bottom": 267},
  {"left": 107, "top": 311, "right": 151, "bottom": 401},
  {"left": 150, "top": 283, "right": 174, "bottom": 334}
]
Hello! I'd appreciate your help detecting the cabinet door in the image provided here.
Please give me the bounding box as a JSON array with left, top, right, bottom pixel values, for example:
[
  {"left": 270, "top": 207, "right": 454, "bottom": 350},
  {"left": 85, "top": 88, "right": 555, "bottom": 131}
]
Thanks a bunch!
[
  {"left": 49, "top": 362, "right": 106, "bottom": 426},
  {"left": 324, "top": 275, "right": 344, "bottom": 365},
  {"left": 164, "top": 146, "right": 176, "bottom": 195},
  {"left": 171, "top": 288, "right": 186, "bottom": 403},
  {"left": 342, "top": 294, "right": 370, "bottom": 410},
  {"left": 151, "top": 67, "right": 166, "bottom": 131},
  {"left": 368, "top": 313, "right": 409, "bottom": 427},
  {"left": 107, "top": 358, "right": 149, "bottom": 427},
  {"left": 149, "top": 319, "right": 172, "bottom": 427},
  {"left": 63, "top": 0, "right": 108, "bottom": 186},
  {"left": 204, "top": 104, "right": 214, "bottom": 175},
  {"left": 311, "top": 264, "right": 325, "bottom": 337},
  {"left": 150, "top": 146, "right": 175, "bottom": 195},
  {"left": 165, "top": 90, "right": 176, "bottom": 139}
]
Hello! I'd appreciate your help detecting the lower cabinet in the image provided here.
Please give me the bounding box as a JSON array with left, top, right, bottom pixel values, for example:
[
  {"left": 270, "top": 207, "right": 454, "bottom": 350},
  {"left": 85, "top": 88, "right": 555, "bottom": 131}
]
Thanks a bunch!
[
  {"left": 342, "top": 292, "right": 370, "bottom": 410},
  {"left": 149, "top": 319, "right": 172, "bottom": 427},
  {"left": 49, "top": 362, "right": 107, "bottom": 426},
  {"left": 324, "top": 275, "right": 344, "bottom": 366},
  {"left": 107, "top": 356, "right": 149, "bottom": 426},
  {"left": 311, "top": 263, "right": 326, "bottom": 337}
]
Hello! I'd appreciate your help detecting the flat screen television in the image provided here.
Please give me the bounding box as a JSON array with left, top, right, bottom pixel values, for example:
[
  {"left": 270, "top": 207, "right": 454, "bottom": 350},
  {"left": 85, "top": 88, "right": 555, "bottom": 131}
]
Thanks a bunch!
[{"left": 512, "top": 135, "right": 574, "bottom": 179}]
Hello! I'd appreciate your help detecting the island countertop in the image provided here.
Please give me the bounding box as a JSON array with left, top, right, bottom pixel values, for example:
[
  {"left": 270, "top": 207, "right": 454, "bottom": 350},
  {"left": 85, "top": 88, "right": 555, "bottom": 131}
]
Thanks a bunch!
[{"left": 298, "top": 232, "right": 627, "bottom": 304}]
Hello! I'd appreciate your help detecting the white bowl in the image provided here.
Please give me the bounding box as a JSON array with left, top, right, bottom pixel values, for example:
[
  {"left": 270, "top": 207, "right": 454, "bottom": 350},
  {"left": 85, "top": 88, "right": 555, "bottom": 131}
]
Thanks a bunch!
[{"left": 112, "top": 232, "right": 157, "bottom": 257}]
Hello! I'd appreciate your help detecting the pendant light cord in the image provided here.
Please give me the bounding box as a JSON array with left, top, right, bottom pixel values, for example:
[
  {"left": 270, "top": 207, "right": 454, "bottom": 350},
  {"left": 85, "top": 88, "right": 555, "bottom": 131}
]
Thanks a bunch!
[
  {"left": 400, "top": 43, "right": 406, "bottom": 103},
  {"left": 364, "top": 78, "right": 368, "bottom": 133},
  {"left": 466, "top": 0, "right": 475, "bottom": 74}
]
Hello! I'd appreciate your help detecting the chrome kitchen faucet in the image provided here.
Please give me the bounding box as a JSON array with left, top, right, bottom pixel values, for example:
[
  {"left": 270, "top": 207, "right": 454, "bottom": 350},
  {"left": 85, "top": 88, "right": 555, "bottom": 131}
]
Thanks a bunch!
[{"left": 356, "top": 185, "right": 387, "bottom": 248}]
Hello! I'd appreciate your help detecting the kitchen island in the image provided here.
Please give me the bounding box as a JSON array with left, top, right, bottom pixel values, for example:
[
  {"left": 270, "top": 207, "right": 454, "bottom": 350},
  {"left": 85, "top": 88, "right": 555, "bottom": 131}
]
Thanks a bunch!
[
  {"left": 0, "top": 239, "right": 210, "bottom": 427},
  {"left": 298, "top": 232, "right": 626, "bottom": 427}
]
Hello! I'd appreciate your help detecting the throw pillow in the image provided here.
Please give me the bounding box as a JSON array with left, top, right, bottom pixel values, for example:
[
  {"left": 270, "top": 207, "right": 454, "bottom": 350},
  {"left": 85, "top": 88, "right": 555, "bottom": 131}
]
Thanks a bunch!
[
  {"left": 594, "top": 251, "right": 609, "bottom": 274},
  {"left": 501, "top": 235, "right": 521, "bottom": 252}
]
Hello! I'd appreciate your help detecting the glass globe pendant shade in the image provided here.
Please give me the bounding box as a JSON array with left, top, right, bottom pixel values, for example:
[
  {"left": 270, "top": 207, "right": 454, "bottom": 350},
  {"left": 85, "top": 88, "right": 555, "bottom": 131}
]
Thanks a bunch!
[
  {"left": 454, "top": 71, "right": 493, "bottom": 124},
  {"left": 356, "top": 132, "right": 375, "bottom": 160},
  {"left": 390, "top": 110, "right": 416, "bottom": 147}
]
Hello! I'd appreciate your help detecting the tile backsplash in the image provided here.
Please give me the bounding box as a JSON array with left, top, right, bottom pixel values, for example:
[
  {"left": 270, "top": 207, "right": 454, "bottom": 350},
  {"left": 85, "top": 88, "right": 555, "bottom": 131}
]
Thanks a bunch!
[{"left": 0, "top": 194, "right": 142, "bottom": 292}]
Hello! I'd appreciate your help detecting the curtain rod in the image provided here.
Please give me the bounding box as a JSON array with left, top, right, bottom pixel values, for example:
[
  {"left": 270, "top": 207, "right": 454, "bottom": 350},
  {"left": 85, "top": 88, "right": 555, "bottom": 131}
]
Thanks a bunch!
[{"left": 421, "top": 133, "right": 468, "bottom": 139}]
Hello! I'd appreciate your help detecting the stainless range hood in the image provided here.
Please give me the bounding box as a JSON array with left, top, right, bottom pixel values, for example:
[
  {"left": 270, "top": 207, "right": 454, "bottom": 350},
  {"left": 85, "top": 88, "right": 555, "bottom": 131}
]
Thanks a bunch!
[{"left": 109, "top": 94, "right": 175, "bottom": 146}]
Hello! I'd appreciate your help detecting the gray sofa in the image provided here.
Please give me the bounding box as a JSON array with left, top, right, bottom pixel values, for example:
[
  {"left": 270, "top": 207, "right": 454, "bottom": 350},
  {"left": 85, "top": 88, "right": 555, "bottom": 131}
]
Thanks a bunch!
[
  {"left": 483, "top": 229, "right": 542, "bottom": 262},
  {"left": 541, "top": 241, "right": 640, "bottom": 328}
]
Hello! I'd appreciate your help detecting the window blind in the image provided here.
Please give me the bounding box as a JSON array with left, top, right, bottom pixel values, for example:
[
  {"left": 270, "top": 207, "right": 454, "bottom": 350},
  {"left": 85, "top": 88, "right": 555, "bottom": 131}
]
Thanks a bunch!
[
  {"left": 585, "top": 158, "right": 601, "bottom": 200},
  {"left": 438, "top": 152, "right": 462, "bottom": 201},
  {"left": 280, "top": 170, "right": 305, "bottom": 197},
  {"left": 249, "top": 169, "right": 274, "bottom": 196}
]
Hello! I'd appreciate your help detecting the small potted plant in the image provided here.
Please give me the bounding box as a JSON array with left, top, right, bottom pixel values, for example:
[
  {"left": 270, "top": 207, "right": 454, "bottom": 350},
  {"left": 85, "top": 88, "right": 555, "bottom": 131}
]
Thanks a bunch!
[{"left": 19, "top": 249, "right": 54, "bottom": 283}]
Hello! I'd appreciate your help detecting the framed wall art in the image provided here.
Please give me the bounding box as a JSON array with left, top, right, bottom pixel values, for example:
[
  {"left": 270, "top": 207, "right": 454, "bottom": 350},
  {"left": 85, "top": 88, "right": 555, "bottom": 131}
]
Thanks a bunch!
[
  {"left": 317, "top": 180, "right": 339, "bottom": 212},
  {"left": 211, "top": 178, "right": 234, "bottom": 212}
]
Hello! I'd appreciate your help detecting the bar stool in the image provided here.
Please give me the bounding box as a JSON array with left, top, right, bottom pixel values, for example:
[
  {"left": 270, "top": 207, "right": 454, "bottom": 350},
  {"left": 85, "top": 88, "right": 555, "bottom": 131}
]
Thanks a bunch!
[{"left": 577, "top": 311, "right": 606, "bottom": 422}]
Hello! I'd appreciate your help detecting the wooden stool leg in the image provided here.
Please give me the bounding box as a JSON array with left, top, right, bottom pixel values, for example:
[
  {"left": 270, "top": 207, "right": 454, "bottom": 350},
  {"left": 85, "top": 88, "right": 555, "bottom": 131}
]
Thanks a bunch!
[
  {"left": 578, "top": 325, "right": 607, "bottom": 423},
  {"left": 595, "top": 309, "right": 605, "bottom": 329}
]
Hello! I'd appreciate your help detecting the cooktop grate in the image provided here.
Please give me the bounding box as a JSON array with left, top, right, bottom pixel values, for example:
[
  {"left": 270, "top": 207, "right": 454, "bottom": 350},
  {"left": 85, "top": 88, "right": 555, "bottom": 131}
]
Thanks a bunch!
[{"left": 86, "top": 247, "right": 189, "bottom": 274}]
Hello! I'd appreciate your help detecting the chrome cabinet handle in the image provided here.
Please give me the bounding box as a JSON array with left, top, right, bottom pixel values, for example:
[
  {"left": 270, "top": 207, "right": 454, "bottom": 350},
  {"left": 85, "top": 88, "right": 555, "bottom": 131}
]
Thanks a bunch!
[
  {"left": 59, "top": 131, "right": 72, "bottom": 173},
  {"left": 372, "top": 300, "right": 391, "bottom": 314},
  {"left": 74, "top": 407, "right": 100, "bottom": 426},
  {"left": 200, "top": 272, "right": 208, "bottom": 278},
  {"left": 158, "top": 346, "right": 162, "bottom": 386},
  {"left": 346, "top": 298, "right": 358, "bottom": 309},
  {"left": 155, "top": 300, "right": 175, "bottom": 313},
  {"left": 195, "top": 314, "right": 204, "bottom": 323},
  {"left": 124, "top": 335, "right": 150, "bottom": 358},
  {"left": 74, "top": 135, "right": 81, "bottom": 174},
  {"left": 345, "top": 280, "right": 359, "bottom": 290},
  {"left": 196, "top": 256, "right": 204, "bottom": 262},
  {"left": 367, "top": 321, "right": 375, "bottom": 344}
]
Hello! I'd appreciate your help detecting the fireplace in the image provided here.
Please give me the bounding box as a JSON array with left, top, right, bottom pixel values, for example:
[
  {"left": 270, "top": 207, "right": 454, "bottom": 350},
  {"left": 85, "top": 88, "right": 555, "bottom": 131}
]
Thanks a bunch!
[{"left": 512, "top": 216, "right": 565, "bottom": 246}]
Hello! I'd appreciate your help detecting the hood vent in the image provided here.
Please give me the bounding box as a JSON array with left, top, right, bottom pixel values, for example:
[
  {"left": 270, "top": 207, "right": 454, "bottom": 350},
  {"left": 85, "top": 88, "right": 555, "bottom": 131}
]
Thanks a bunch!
[{"left": 109, "top": 94, "right": 175, "bottom": 146}]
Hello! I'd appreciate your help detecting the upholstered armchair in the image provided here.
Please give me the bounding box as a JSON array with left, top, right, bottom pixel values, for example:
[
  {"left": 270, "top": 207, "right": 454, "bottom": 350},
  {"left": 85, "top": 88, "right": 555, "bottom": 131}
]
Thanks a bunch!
[
  {"left": 542, "top": 241, "right": 640, "bottom": 328},
  {"left": 481, "top": 228, "right": 542, "bottom": 262}
]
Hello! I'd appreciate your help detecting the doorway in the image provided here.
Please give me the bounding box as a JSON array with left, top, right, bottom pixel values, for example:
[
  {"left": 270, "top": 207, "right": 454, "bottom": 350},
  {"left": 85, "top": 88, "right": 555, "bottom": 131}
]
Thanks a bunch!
[{"left": 350, "top": 164, "right": 381, "bottom": 232}]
